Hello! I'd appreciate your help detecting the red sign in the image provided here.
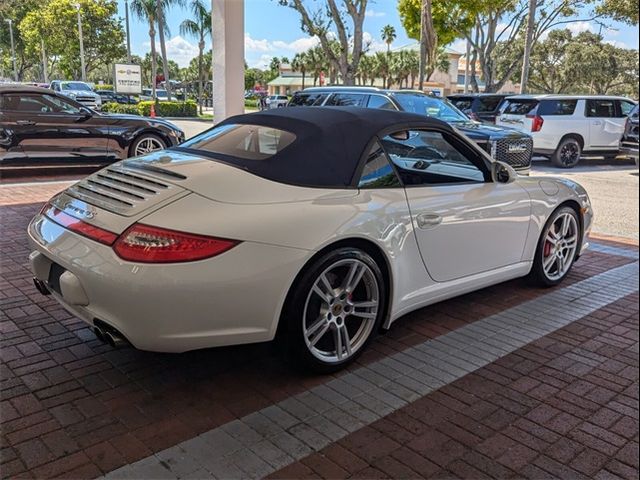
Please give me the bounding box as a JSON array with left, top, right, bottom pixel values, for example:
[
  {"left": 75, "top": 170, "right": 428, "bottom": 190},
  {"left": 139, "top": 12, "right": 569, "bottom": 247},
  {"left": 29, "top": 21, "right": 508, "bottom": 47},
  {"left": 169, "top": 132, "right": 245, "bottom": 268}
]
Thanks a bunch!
[{"left": 319, "top": 71, "right": 325, "bottom": 86}]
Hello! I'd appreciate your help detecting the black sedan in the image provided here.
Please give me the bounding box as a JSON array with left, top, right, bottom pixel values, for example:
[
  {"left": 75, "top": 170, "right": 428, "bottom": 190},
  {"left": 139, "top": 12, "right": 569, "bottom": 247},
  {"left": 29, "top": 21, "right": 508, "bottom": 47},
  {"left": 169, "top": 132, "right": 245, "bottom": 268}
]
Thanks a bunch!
[{"left": 0, "top": 85, "right": 184, "bottom": 173}]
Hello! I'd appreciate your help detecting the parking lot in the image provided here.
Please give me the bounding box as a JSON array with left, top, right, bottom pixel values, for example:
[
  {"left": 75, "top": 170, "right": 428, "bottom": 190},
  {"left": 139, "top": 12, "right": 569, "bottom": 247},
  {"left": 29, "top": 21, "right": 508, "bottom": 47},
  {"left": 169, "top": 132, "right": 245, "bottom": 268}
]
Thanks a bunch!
[{"left": 0, "top": 170, "right": 638, "bottom": 478}]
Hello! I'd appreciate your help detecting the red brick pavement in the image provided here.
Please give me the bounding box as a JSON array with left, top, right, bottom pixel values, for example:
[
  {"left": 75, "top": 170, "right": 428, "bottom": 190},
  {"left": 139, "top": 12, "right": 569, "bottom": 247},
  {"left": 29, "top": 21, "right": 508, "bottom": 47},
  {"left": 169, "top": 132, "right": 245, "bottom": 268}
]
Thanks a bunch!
[
  {"left": 269, "top": 293, "right": 639, "bottom": 480},
  {"left": 1, "top": 199, "right": 638, "bottom": 478}
]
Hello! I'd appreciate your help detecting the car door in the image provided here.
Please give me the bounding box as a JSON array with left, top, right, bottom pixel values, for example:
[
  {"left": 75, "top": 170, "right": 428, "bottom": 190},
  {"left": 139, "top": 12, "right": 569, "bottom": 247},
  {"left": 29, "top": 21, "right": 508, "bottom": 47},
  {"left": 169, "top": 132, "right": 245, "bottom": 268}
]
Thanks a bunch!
[
  {"left": 585, "top": 98, "right": 624, "bottom": 148},
  {"left": 0, "top": 93, "right": 29, "bottom": 167},
  {"left": 22, "top": 93, "right": 111, "bottom": 165},
  {"left": 380, "top": 129, "right": 531, "bottom": 282}
]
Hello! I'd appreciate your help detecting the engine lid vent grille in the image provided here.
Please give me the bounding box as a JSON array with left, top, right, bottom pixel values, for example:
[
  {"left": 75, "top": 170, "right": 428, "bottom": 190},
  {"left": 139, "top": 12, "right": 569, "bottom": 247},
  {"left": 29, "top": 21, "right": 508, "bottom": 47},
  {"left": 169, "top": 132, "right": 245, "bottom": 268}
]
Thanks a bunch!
[{"left": 66, "top": 164, "right": 184, "bottom": 216}]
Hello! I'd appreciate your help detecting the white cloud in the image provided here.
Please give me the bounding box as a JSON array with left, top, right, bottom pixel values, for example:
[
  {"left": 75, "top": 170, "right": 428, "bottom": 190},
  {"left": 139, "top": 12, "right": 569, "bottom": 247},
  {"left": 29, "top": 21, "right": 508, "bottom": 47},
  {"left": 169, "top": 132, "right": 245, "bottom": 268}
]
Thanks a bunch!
[
  {"left": 605, "top": 39, "right": 628, "bottom": 48},
  {"left": 245, "top": 34, "right": 271, "bottom": 52},
  {"left": 245, "top": 33, "right": 320, "bottom": 54},
  {"left": 250, "top": 54, "right": 274, "bottom": 69},
  {"left": 272, "top": 37, "right": 320, "bottom": 53},
  {"left": 142, "top": 36, "right": 199, "bottom": 67},
  {"left": 365, "top": 9, "right": 386, "bottom": 18},
  {"left": 567, "top": 21, "right": 594, "bottom": 35},
  {"left": 362, "top": 31, "right": 388, "bottom": 53}
]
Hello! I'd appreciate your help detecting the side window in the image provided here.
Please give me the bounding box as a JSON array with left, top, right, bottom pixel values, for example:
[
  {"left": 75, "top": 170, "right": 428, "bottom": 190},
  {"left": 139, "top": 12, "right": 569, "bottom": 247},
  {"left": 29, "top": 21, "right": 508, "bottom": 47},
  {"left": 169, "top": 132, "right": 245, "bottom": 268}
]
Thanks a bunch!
[
  {"left": 289, "top": 93, "right": 328, "bottom": 106},
  {"left": 380, "top": 130, "right": 486, "bottom": 185},
  {"left": 358, "top": 142, "right": 401, "bottom": 189},
  {"left": 586, "top": 99, "right": 615, "bottom": 118},
  {"left": 325, "top": 93, "right": 366, "bottom": 107},
  {"left": 42, "top": 95, "right": 82, "bottom": 114},
  {"left": 367, "top": 95, "right": 396, "bottom": 110},
  {"left": 537, "top": 100, "right": 577, "bottom": 116},
  {"left": 619, "top": 100, "right": 635, "bottom": 117}
]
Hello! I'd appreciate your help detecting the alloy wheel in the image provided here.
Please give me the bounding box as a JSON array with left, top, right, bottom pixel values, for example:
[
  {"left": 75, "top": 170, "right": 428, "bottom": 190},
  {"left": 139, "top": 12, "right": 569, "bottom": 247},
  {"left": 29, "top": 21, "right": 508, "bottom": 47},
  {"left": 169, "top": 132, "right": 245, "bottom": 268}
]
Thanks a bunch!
[
  {"left": 542, "top": 212, "right": 578, "bottom": 281},
  {"left": 302, "top": 259, "right": 379, "bottom": 363},
  {"left": 559, "top": 143, "right": 580, "bottom": 166},
  {"left": 134, "top": 137, "right": 164, "bottom": 156}
]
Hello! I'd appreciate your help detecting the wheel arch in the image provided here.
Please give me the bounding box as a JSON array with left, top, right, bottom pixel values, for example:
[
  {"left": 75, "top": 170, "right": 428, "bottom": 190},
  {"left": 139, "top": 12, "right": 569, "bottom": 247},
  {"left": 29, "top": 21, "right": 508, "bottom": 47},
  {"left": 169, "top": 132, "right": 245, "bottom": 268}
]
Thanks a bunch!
[
  {"left": 557, "top": 133, "right": 585, "bottom": 150},
  {"left": 275, "top": 237, "right": 394, "bottom": 341},
  {"left": 127, "top": 129, "right": 171, "bottom": 157}
]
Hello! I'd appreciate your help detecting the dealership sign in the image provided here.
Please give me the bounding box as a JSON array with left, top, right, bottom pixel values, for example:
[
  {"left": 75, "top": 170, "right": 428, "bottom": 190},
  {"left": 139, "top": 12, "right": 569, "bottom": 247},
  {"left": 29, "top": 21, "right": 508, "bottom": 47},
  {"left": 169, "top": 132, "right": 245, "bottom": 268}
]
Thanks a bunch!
[{"left": 113, "top": 63, "right": 142, "bottom": 95}]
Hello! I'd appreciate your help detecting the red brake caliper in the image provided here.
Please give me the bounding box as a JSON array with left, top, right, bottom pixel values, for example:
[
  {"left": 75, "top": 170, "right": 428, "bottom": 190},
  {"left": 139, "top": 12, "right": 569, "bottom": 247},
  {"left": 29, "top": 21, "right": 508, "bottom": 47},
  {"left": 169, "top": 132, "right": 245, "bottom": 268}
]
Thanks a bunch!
[{"left": 544, "top": 240, "right": 552, "bottom": 257}]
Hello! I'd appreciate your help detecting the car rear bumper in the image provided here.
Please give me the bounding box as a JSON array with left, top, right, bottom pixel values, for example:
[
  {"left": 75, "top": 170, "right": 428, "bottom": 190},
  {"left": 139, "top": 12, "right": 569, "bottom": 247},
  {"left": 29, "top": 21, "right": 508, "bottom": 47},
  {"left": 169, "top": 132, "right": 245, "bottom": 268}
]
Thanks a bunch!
[{"left": 27, "top": 213, "right": 309, "bottom": 352}]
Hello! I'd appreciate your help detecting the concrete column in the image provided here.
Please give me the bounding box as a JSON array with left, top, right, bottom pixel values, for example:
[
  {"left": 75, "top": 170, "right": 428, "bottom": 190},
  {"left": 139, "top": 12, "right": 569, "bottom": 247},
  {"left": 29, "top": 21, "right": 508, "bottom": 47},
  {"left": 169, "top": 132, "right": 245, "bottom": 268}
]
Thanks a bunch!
[{"left": 212, "top": 0, "right": 244, "bottom": 121}]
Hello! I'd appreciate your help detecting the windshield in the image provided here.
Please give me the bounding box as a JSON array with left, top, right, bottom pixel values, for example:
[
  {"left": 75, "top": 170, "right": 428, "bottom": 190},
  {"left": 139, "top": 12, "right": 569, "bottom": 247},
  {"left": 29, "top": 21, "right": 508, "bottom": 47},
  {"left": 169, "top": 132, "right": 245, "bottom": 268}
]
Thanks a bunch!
[
  {"left": 61, "top": 82, "right": 92, "bottom": 91},
  {"left": 393, "top": 93, "right": 469, "bottom": 122},
  {"left": 156, "top": 90, "right": 168, "bottom": 98}
]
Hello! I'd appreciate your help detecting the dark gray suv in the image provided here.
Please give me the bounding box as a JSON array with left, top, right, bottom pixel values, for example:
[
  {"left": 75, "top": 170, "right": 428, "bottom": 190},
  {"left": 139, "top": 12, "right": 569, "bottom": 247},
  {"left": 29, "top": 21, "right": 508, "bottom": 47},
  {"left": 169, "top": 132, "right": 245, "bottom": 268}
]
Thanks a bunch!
[{"left": 289, "top": 87, "right": 533, "bottom": 174}]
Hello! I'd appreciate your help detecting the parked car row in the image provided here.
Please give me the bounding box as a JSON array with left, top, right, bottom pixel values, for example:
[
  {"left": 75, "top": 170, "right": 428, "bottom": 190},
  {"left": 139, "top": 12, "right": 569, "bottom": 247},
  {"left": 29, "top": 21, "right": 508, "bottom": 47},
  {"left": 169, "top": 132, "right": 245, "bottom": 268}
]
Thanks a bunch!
[
  {"left": 448, "top": 92, "right": 638, "bottom": 168},
  {"left": 288, "top": 87, "right": 534, "bottom": 174}
]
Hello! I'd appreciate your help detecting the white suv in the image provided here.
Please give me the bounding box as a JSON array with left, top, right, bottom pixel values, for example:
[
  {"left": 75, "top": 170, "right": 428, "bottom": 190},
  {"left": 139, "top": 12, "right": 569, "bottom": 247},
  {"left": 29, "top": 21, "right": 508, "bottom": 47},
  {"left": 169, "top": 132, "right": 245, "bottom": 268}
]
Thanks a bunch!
[{"left": 496, "top": 95, "right": 637, "bottom": 168}]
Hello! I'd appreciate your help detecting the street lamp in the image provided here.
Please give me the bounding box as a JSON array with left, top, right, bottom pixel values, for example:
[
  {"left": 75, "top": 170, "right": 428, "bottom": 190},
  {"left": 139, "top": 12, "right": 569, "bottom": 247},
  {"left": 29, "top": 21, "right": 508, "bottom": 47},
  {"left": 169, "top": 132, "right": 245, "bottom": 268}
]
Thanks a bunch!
[
  {"left": 4, "top": 19, "right": 17, "bottom": 82},
  {"left": 74, "top": 3, "right": 87, "bottom": 81},
  {"left": 124, "top": 0, "right": 131, "bottom": 63}
]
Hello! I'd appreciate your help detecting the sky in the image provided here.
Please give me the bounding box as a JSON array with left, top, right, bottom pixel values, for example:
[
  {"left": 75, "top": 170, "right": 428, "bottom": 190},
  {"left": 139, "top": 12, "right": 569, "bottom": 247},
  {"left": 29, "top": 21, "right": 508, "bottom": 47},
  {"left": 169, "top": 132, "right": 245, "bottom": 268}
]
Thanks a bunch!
[{"left": 115, "top": 0, "right": 640, "bottom": 69}]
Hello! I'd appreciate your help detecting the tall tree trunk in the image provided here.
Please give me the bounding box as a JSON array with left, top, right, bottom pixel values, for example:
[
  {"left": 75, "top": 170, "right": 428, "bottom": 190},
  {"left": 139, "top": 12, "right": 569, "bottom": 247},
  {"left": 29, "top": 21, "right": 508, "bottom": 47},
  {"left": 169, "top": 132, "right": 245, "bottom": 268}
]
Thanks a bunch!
[
  {"left": 302, "top": 70, "right": 305, "bottom": 89},
  {"left": 149, "top": 22, "right": 157, "bottom": 99},
  {"left": 198, "top": 39, "right": 204, "bottom": 114},
  {"left": 519, "top": 0, "right": 536, "bottom": 94},
  {"left": 418, "top": 0, "right": 437, "bottom": 90},
  {"left": 157, "top": 1, "right": 171, "bottom": 98}
]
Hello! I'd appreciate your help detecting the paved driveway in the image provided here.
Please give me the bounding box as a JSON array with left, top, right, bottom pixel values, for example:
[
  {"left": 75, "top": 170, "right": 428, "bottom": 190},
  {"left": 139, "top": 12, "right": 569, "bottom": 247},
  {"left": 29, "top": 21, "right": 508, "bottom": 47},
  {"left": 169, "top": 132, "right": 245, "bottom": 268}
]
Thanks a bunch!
[{"left": 1, "top": 184, "right": 638, "bottom": 479}]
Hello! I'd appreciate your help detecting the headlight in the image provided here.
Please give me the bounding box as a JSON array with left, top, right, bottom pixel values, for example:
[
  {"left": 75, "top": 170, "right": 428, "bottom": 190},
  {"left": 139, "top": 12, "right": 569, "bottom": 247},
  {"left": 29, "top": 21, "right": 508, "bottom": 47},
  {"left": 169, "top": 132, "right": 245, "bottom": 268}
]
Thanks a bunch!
[{"left": 66, "top": 92, "right": 77, "bottom": 98}]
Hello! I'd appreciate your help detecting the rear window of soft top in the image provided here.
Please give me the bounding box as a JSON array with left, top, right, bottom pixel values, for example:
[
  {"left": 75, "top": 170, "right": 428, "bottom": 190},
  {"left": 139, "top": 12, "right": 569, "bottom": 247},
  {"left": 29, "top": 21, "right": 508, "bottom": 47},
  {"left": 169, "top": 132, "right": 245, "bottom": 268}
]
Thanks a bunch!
[{"left": 179, "top": 123, "right": 296, "bottom": 160}]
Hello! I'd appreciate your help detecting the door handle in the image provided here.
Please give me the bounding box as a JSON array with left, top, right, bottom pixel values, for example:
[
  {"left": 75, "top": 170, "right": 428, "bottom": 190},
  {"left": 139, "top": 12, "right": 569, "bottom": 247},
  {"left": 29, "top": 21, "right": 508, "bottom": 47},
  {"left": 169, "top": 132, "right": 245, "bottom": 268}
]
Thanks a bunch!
[
  {"left": 592, "top": 120, "right": 602, "bottom": 126},
  {"left": 16, "top": 120, "right": 36, "bottom": 126},
  {"left": 416, "top": 213, "right": 442, "bottom": 229}
]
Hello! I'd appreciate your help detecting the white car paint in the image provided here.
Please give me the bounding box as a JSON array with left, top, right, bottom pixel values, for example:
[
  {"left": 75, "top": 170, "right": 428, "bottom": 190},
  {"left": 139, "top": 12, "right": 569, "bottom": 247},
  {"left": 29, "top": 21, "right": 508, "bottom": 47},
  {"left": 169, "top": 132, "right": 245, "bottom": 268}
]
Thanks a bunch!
[
  {"left": 27, "top": 151, "right": 593, "bottom": 353},
  {"left": 496, "top": 95, "right": 636, "bottom": 155}
]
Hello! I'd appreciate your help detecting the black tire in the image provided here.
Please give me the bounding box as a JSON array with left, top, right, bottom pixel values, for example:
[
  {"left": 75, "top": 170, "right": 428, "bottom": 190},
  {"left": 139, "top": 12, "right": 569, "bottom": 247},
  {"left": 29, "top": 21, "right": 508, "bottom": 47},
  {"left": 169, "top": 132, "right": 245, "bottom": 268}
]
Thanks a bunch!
[
  {"left": 528, "top": 206, "right": 580, "bottom": 287},
  {"left": 128, "top": 133, "right": 166, "bottom": 158},
  {"left": 281, "top": 247, "right": 386, "bottom": 373},
  {"left": 551, "top": 137, "right": 581, "bottom": 168}
]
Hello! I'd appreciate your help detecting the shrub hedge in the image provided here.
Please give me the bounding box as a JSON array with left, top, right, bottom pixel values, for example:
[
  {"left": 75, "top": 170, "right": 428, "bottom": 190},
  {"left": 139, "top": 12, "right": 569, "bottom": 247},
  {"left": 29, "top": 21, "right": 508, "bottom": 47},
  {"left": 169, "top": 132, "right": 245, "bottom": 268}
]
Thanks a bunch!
[
  {"left": 101, "top": 102, "right": 139, "bottom": 115},
  {"left": 244, "top": 99, "right": 258, "bottom": 108},
  {"left": 101, "top": 100, "right": 198, "bottom": 117}
]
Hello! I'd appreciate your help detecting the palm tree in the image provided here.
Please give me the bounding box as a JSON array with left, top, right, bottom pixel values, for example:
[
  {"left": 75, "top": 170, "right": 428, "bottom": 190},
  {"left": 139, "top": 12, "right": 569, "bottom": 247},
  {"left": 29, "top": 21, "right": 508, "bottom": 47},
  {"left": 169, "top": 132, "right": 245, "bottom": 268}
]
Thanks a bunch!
[
  {"left": 180, "top": 0, "right": 211, "bottom": 114},
  {"left": 131, "top": 0, "right": 159, "bottom": 99},
  {"left": 157, "top": 0, "right": 185, "bottom": 99},
  {"left": 291, "top": 52, "right": 308, "bottom": 89},
  {"left": 381, "top": 25, "right": 396, "bottom": 88}
]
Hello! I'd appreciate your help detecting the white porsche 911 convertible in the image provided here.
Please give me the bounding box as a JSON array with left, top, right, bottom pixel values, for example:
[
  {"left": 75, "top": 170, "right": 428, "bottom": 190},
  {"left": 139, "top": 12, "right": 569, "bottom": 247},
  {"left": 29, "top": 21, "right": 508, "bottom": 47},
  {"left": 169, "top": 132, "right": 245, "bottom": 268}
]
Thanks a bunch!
[{"left": 28, "top": 107, "right": 593, "bottom": 371}]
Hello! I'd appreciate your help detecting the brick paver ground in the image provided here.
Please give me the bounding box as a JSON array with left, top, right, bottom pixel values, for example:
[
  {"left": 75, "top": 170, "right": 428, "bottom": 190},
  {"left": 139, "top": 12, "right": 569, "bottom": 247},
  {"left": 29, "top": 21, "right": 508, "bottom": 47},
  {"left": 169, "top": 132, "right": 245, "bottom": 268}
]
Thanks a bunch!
[{"left": 0, "top": 182, "right": 638, "bottom": 479}]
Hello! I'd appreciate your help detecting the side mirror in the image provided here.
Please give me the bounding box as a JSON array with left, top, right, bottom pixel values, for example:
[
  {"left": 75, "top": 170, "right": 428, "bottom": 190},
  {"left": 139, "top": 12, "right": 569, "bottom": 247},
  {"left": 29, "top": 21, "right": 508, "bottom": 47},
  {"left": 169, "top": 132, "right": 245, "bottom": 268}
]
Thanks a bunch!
[
  {"left": 491, "top": 160, "right": 518, "bottom": 184},
  {"left": 76, "top": 107, "right": 93, "bottom": 120}
]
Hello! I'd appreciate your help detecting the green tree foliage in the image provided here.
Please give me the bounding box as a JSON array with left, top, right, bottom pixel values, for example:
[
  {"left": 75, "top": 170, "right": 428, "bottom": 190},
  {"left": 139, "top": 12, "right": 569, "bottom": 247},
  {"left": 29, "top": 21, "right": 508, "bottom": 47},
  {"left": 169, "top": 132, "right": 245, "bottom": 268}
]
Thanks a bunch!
[
  {"left": 502, "top": 29, "right": 639, "bottom": 97},
  {"left": 397, "top": 0, "right": 474, "bottom": 46},
  {"left": 180, "top": 0, "right": 211, "bottom": 113},
  {"left": 0, "top": 0, "right": 41, "bottom": 80},
  {"left": 20, "top": 0, "right": 125, "bottom": 80},
  {"left": 596, "top": 0, "right": 639, "bottom": 25}
]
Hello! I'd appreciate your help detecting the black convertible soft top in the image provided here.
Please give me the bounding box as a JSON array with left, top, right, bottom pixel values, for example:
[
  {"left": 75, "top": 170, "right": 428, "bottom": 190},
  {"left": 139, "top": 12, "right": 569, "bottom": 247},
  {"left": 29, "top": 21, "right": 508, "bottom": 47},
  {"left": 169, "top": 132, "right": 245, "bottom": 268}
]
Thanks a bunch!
[{"left": 178, "top": 107, "right": 454, "bottom": 188}]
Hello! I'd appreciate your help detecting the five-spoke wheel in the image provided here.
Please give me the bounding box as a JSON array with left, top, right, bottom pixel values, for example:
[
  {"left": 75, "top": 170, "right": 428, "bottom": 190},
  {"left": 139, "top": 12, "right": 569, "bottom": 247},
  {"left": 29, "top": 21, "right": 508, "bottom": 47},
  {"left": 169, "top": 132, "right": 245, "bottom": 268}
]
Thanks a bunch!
[
  {"left": 284, "top": 248, "right": 385, "bottom": 372},
  {"left": 529, "top": 206, "right": 580, "bottom": 286},
  {"left": 130, "top": 134, "right": 166, "bottom": 157}
]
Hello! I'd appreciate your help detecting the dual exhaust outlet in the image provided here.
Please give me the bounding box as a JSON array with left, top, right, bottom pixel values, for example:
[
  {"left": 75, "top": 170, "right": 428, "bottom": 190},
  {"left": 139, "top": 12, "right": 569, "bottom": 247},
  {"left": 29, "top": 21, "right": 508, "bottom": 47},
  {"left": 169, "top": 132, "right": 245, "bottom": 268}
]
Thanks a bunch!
[
  {"left": 33, "top": 278, "right": 128, "bottom": 349},
  {"left": 93, "top": 321, "right": 128, "bottom": 348}
]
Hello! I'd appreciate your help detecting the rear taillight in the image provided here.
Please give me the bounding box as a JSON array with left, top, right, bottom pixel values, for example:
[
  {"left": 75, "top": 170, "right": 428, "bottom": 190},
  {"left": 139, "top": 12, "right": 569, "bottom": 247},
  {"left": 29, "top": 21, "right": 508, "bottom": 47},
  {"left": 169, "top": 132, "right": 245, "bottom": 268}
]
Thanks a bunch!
[
  {"left": 113, "top": 223, "right": 239, "bottom": 263},
  {"left": 526, "top": 114, "right": 544, "bottom": 132},
  {"left": 43, "top": 204, "right": 118, "bottom": 245}
]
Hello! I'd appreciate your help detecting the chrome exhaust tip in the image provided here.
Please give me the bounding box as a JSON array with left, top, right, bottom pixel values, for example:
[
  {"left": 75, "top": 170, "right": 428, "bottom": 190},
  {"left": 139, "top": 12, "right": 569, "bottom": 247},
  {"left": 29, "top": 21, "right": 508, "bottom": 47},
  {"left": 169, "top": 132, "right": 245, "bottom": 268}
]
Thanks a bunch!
[
  {"left": 93, "top": 320, "right": 129, "bottom": 349},
  {"left": 103, "top": 331, "right": 127, "bottom": 348}
]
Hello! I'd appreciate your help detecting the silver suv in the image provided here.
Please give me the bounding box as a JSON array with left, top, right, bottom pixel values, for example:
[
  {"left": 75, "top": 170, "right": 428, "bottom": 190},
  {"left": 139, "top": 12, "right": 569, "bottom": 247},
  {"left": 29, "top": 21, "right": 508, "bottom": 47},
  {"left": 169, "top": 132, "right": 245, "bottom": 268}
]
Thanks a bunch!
[{"left": 50, "top": 81, "right": 102, "bottom": 110}]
